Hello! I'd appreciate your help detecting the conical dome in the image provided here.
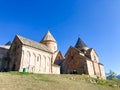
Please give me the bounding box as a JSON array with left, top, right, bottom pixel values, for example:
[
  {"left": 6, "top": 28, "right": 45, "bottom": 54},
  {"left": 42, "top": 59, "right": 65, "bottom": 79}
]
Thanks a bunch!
[
  {"left": 75, "top": 37, "right": 88, "bottom": 50},
  {"left": 40, "top": 31, "right": 58, "bottom": 53},
  {"left": 41, "top": 31, "right": 56, "bottom": 43}
]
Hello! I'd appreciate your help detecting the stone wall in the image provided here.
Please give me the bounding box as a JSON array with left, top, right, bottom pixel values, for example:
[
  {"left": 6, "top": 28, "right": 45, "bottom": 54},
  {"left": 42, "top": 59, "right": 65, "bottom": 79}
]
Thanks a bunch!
[
  {"left": 90, "top": 49, "right": 99, "bottom": 63},
  {"left": 62, "top": 46, "right": 106, "bottom": 79},
  {"left": 99, "top": 64, "right": 106, "bottom": 79},
  {"left": 93, "top": 62, "right": 100, "bottom": 77},
  {"left": 52, "top": 64, "right": 60, "bottom": 74},
  {"left": 86, "top": 60, "right": 95, "bottom": 77},
  {"left": 62, "top": 47, "right": 88, "bottom": 74},
  {"left": 0, "top": 46, "right": 10, "bottom": 71},
  {"left": 9, "top": 37, "right": 22, "bottom": 71},
  {"left": 20, "top": 45, "right": 52, "bottom": 74}
]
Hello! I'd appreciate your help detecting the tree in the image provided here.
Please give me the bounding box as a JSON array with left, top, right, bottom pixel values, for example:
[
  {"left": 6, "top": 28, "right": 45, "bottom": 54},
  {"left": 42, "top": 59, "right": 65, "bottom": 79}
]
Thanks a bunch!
[{"left": 106, "top": 70, "right": 116, "bottom": 80}]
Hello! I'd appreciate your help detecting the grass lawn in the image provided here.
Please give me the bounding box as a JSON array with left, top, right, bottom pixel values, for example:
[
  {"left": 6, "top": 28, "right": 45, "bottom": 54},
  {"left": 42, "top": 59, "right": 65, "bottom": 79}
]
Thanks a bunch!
[{"left": 0, "top": 72, "right": 120, "bottom": 90}]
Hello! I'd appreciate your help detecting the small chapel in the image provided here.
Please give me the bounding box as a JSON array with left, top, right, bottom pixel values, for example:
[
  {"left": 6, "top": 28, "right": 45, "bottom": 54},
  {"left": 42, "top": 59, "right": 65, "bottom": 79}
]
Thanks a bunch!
[{"left": 0, "top": 31, "right": 106, "bottom": 79}]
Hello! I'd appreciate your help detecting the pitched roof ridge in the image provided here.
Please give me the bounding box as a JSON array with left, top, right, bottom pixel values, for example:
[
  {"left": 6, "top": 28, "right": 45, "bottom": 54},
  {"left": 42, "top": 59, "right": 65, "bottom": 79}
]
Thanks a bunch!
[
  {"left": 16, "top": 35, "right": 52, "bottom": 53},
  {"left": 17, "top": 35, "right": 39, "bottom": 44}
]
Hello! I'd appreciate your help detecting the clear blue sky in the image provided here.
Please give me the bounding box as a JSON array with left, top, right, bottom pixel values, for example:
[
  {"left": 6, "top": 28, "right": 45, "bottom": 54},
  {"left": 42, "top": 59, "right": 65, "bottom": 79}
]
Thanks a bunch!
[{"left": 0, "top": 0, "right": 120, "bottom": 74}]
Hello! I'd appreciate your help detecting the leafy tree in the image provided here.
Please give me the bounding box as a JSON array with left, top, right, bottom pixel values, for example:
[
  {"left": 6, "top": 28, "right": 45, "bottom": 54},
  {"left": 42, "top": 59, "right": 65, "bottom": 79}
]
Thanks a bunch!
[{"left": 106, "top": 70, "right": 116, "bottom": 80}]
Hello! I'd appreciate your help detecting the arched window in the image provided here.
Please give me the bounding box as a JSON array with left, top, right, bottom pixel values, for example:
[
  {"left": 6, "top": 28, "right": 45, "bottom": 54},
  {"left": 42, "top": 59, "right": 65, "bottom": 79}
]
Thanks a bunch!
[
  {"left": 26, "top": 51, "right": 31, "bottom": 70},
  {"left": 37, "top": 56, "right": 39, "bottom": 62},
  {"left": 43, "top": 55, "right": 46, "bottom": 72},
  {"left": 22, "top": 50, "right": 24, "bottom": 66},
  {"left": 47, "top": 56, "right": 51, "bottom": 72},
  {"left": 33, "top": 53, "right": 36, "bottom": 66},
  {"left": 37, "top": 54, "right": 41, "bottom": 71}
]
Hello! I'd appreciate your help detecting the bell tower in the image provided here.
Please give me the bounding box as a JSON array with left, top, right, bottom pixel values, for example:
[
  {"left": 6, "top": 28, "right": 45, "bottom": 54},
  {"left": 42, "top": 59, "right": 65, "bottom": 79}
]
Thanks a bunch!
[{"left": 40, "top": 31, "right": 58, "bottom": 53}]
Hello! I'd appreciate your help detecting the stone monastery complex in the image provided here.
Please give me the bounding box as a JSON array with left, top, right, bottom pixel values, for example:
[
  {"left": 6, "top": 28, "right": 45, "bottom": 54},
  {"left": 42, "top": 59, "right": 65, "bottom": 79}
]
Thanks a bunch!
[{"left": 0, "top": 31, "right": 106, "bottom": 79}]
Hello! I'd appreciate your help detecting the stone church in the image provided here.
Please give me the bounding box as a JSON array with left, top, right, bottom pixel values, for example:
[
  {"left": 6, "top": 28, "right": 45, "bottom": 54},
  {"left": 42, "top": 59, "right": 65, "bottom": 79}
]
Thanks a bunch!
[
  {"left": 0, "top": 31, "right": 64, "bottom": 74},
  {"left": 0, "top": 31, "right": 106, "bottom": 79},
  {"left": 62, "top": 37, "right": 106, "bottom": 79}
]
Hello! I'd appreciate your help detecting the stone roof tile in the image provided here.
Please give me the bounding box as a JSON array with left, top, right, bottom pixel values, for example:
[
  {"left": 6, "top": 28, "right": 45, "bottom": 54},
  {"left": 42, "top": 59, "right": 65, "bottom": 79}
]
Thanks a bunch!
[{"left": 16, "top": 35, "right": 52, "bottom": 53}]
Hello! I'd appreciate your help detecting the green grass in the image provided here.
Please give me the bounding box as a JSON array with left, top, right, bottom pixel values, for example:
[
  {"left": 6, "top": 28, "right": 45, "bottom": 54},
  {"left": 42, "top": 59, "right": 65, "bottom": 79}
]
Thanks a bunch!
[{"left": 0, "top": 72, "right": 120, "bottom": 90}]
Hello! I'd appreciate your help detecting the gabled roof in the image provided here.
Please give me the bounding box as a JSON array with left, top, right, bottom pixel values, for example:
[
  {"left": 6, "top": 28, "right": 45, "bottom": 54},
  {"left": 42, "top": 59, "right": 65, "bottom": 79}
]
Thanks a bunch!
[
  {"left": 87, "top": 48, "right": 93, "bottom": 53},
  {"left": 87, "top": 48, "right": 99, "bottom": 57},
  {"left": 41, "top": 31, "right": 56, "bottom": 42},
  {"left": 16, "top": 35, "right": 52, "bottom": 53},
  {"left": 65, "top": 46, "right": 80, "bottom": 57},
  {"left": 64, "top": 46, "right": 90, "bottom": 60},
  {"left": 5, "top": 41, "right": 12, "bottom": 46},
  {"left": 75, "top": 37, "right": 87, "bottom": 49}
]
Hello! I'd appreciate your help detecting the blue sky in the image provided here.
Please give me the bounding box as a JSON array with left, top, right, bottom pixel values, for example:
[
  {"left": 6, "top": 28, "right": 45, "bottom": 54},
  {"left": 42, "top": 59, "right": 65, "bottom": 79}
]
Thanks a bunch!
[{"left": 0, "top": 0, "right": 120, "bottom": 74}]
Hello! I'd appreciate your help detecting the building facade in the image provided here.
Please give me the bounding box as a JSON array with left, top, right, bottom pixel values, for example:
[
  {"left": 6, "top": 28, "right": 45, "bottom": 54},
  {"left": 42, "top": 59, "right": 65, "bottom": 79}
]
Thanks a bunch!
[
  {"left": 0, "top": 31, "right": 106, "bottom": 79},
  {"left": 62, "top": 37, "right": 106, "bottom": 79},
  {"left": 8, "top": 31, "right": 64, "bottom": 74},
  {"left": 0, "top": 45, "right": 10, "bottom": 71}
]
